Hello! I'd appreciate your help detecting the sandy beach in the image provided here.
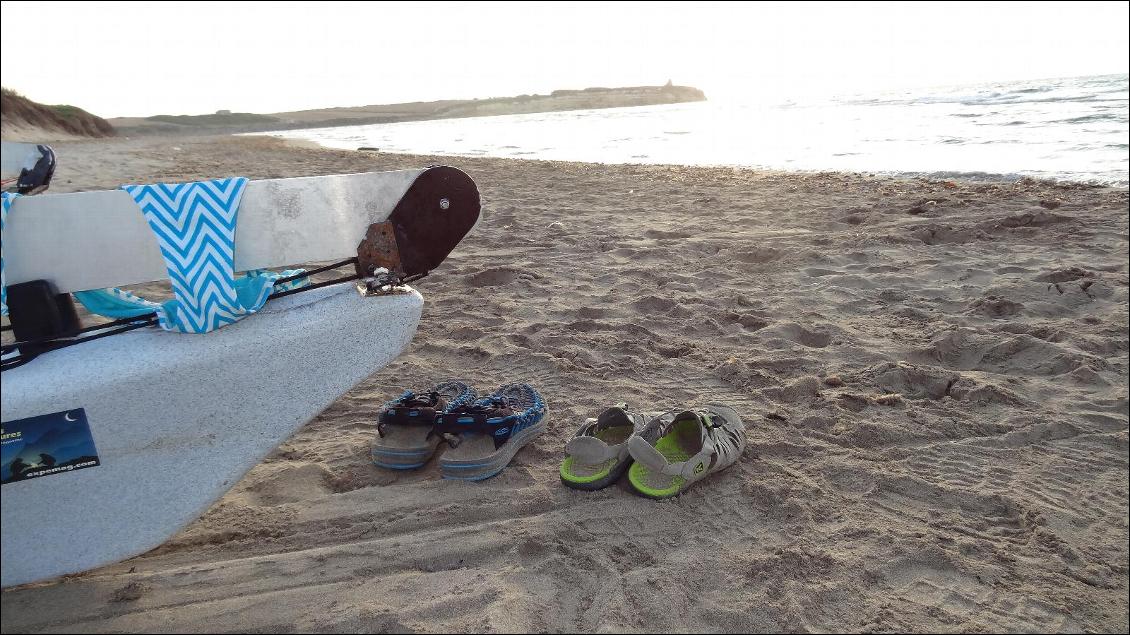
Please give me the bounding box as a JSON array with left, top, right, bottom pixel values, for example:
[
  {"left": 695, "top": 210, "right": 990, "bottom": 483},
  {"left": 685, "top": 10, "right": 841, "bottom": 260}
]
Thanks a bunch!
[{"left": 1, "top": 134, "right": 1127, "bottom": 633}]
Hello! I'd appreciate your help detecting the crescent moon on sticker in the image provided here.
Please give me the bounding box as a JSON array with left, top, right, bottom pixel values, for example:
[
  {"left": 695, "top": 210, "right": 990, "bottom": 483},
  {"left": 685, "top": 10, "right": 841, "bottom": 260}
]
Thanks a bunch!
[{"left": 64, "top": 412, "right": 78, "bottom": 422}]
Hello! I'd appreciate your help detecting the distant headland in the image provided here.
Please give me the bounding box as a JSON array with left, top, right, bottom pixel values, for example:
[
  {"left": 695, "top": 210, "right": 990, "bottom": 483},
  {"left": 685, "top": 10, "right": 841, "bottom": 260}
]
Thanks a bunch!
[{"left": 107, "top": 83, "right": 707, "bottom": 135}]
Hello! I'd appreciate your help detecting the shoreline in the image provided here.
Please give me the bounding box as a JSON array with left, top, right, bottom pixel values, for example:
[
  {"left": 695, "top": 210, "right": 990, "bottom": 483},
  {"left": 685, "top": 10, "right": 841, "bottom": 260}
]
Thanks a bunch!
[
  {"left": 261, "top": 133, "right": 1128, "bottom": 191},
  {"left": 1, "top": 133, "right": 1127, "bottom": 633},
  {"left": 43, "top": 132, "right": 1129, "bottom": 197}
]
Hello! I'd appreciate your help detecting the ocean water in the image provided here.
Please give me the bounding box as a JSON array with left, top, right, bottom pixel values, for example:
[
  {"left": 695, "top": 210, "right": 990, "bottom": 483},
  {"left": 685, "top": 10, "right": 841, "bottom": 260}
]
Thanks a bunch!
[{"left": 264, "top": 74, "right": 1129, "bottom": 186}]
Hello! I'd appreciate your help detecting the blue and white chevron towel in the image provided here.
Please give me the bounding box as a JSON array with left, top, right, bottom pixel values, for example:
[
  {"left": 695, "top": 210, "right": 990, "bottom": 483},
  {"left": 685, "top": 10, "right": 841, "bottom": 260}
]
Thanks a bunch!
[
  {"left": 1, "top": 192, "right": 16, "bottom": 317},
  {"left": 123, "top": 177, "right": 288, "bottom": 333}
]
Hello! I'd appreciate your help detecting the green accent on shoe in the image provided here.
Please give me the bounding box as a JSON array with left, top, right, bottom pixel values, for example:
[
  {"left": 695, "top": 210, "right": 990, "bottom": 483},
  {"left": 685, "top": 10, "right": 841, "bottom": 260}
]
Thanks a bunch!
[
  {"left": 560, "top": 455, "right": 617, "bottom": 484},
  {"left": 627, "top": 419, "right": 695, "bottom": 499},
  {"left": 560, "top": 427, "right": 632, "bottom": 486}
]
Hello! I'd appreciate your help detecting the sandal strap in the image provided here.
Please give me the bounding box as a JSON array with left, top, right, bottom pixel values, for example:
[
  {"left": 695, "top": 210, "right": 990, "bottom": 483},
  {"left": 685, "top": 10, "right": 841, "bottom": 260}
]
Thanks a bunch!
[
  {"left": 377, "top": 391, "right": 444, "bottom": 436},
  {"left": 565, "top": 435, "right": 619, "bottom": 464},
  {"left": 433, "top": 406, "right": 518, "bottom": 449}
]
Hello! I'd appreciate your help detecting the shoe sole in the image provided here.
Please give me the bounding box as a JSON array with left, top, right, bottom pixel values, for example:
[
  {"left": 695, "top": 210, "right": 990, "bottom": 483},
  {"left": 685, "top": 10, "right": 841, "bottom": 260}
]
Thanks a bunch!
[
  {"left": 560, "top": 457, "right": 632, "bottom": 491},
  {"left": 371, "top": 442, "right": 439, "bottom": 470},
  {"left": 440, "top": 418, "right": 547, "bottom": 480}
]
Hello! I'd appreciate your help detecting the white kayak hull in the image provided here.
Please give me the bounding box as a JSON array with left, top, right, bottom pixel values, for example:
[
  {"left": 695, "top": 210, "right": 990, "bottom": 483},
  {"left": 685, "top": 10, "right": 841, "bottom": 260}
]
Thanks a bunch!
[{"left": 1, "top": 282, "right": 423, "bottom": 587}]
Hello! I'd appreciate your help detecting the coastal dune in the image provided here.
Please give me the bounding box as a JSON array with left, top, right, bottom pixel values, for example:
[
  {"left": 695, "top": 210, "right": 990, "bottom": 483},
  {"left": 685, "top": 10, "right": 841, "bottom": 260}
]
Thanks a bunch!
[
  {"left": 0, "top": 135, "right": 1126, "bottom": 632},
  {"left": 0, "top": 88, "right": 116, "bottom": 142}
]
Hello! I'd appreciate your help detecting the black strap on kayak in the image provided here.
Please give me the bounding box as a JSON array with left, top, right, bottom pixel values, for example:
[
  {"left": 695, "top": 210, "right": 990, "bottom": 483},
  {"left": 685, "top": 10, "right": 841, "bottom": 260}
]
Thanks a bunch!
[{"left": 0, "top": 257, "right": 397, "bottom": 372}]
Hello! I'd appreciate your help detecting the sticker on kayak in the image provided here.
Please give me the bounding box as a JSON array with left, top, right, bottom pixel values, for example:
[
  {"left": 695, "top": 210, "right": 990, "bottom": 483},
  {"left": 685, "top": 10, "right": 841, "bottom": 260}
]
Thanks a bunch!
[{"left": 1, "top": 408, "right": 100, "bottom": 485}]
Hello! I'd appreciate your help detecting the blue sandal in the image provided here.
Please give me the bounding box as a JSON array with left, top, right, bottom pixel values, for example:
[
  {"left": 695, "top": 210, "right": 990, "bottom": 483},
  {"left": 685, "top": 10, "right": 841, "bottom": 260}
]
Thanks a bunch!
[
  {"left": 371, "top": 380, "right": 476, "bottom": 469},
  {"left": 435, "top": 383, "right": 547, "bottom": 480}
]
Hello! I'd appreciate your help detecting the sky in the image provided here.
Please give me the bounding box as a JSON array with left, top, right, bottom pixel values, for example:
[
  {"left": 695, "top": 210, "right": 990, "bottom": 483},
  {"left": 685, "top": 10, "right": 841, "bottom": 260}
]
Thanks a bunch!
[{"left": 0, "top": 1, "right": 1126, "bottom": 118}]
